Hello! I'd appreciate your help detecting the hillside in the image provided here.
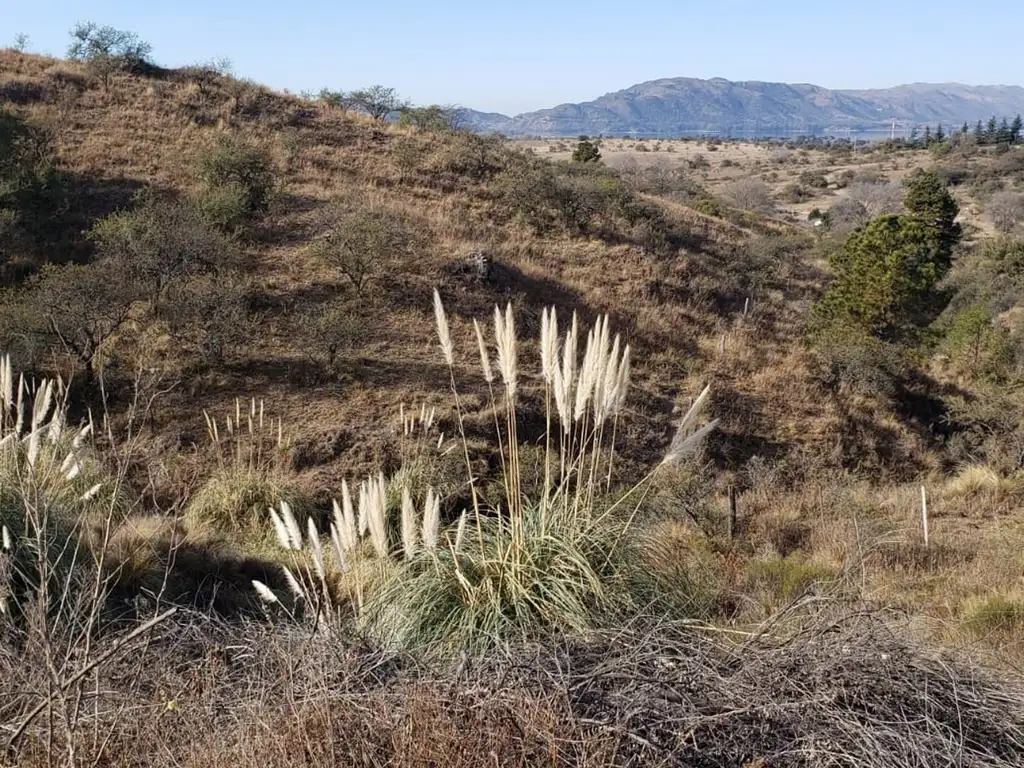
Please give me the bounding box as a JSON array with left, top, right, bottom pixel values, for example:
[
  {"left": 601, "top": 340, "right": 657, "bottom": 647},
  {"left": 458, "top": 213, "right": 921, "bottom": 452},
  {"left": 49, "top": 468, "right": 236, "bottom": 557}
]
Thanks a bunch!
[
  {"left": 463, "top": 77, "right": 1024, "bottom": 137},
  {"left": 5, "top": 45, "right": 1024, "bottom": 767}
]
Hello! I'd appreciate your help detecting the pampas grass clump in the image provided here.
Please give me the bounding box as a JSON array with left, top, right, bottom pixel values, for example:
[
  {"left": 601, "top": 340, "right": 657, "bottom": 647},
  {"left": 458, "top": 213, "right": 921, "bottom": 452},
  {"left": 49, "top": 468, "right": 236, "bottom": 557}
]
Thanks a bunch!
[
  {"left": 185, "top": 399, "right": 301, "bottom": 539},
  {"left": 256, "top": 292, "right": 717, "bottom": 655}
]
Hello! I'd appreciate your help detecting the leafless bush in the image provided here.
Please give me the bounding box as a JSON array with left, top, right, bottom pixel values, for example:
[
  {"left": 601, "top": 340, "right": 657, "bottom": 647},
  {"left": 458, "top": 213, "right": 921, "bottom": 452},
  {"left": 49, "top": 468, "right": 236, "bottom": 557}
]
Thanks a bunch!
[
  {"left": 846, "top": 181, "right": 904, "bottom": 218},
  {"left": 723, "top": 178, "right": 774, "bottom": 214},
  {"left": 988, "top": 190, "right": 1024, "bottom": 234}
]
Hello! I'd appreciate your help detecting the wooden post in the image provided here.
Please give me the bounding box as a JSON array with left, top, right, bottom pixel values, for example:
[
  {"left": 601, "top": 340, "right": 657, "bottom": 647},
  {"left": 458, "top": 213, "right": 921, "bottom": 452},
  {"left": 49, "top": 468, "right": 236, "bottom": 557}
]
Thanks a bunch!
[
  {"left": 743, "top": 297, "right": 750, "bottom": 318},
  {"left": 920, "top": 485, "right": 929, "bottom": 548},
  {"left": 727, "top": 485, "right": 738, "bottom": 541}
]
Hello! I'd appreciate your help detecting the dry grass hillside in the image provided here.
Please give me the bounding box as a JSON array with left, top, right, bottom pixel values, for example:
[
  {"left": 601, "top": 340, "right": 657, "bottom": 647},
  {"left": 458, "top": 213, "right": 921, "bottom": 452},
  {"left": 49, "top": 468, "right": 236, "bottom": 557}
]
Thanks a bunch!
[{"left": 5, "top": 45, "right": 1024, "bottom": 767}]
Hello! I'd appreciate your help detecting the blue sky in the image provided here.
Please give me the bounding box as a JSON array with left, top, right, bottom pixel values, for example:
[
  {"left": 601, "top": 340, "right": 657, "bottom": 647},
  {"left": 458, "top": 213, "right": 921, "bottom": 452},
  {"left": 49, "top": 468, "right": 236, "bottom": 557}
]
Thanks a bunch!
[{"left": 2, "top": 1, "right": 1016, "bottom": 114}]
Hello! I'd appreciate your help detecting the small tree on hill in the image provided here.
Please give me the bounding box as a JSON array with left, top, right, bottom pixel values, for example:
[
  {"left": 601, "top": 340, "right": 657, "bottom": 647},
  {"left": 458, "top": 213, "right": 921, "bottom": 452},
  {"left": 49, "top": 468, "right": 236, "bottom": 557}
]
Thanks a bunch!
[
  {"left": 397, "top": 105, "right": 463, "bottom": 132},
  {"left": 1011, "top": 115, "right": 1023, "bottom": 145},
  {"left": 67, "top": 22, "right": 152, "bottom": 88},
  {"left": 571, "top": 138, "right": 602, "bottom": 163},
  {"left": 346, "top": 85, "right": 408, "bottom": 120}
]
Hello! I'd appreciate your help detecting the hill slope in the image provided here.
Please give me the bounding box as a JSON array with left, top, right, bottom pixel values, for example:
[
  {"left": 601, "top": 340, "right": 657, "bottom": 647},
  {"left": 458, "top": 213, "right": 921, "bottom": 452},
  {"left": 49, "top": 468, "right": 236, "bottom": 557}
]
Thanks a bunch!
[{"left": 463, "top": 78, "right": 1024, "bottom": 137}]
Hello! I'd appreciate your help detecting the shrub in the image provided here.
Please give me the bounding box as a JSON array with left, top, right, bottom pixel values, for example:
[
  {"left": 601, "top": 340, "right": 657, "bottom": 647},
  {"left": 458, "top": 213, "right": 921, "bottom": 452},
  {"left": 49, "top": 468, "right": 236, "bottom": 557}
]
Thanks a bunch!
[
  {"left": 963, "top": 593, "right": 1024, "bottom": 637},
  {"left": 571, "top": 139, "right": 601, "bottom": 163},
  {"left": 723, "top": 178, "right": 774, "bottom": 213},
  {"left": 811, "top": 330, "right": 907, "bottom": 398},
  {"left": 1, "top": 356, "right": 126, "bottom": 623},
  {"left": 309, "top": 204, "right": 411, "bottom": 292},
  {"left": 799, "top": 170, "right": 829, "bottom": 189},
  {"left": 0, "top": 107, "right": 63, "bottom": 269},
  {"left": 195, "top": 135, "right": 276, "bottom": 232},
  {"left": 185, "top": 400, "right": 299, "bottom": 540},
  {"left": 782, "top": 183, "right": 812, "bottom": 203},
  {"left": 845, "top": 181, "right": 904, "bottom": 218},
  {"left": 941, "top": 305, "right": 1014, "bottom": 380},
  {"left": 396, "top": 104, "right": 462, "bottom": 132},
  {"left": 19, "top": 262, "right": 141, "bottom": 383},
  {"left": 88, "top": 192, "right": 236, "bottom": 309},
  {"left": 988, "top": 190, "right": 1024, "bottom": 234}
]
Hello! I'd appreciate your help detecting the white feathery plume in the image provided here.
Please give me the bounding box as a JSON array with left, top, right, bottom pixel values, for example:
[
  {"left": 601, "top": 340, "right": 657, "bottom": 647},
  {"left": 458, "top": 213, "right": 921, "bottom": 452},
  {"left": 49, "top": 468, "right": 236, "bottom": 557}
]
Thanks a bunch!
[
  {"left": 80, "top": 483, "right": 102, "bottom": 502},
  {"left": 14, "top": 375, "right": 26, "bottom": 435},
  {"left": 662, "top": 385, "right": 719, "bottom": 464},
  {"left": 307, "top": 517, "right": 326, "bottom": 582},
  {"left": 2, "top": 525, "right": 11, "bottom": 551},
  {"left": 335, "top": 480, "right": 358, "bottom": 552},
  {"left": 473, "top": 319, "right": 494, "bottom": 383},
  {"left": 71, "top": 422, "right": 92, "bottom": 450},
  {"left": 612, "top": 345, "right": 631, "bottom": 416},
  {"left": 357, "top": 479, "right": 370, "bottom": 537},
  {"left": 1, "top": 354, "right": 12, "bottom": 409},
  {"left": 26, "top": 426, "right": 42, "bottom": 470},
  {"left": 282, "top": 567, "right": 305, "bottom": 600},
  {"left": 401, "top": 486, "right": 418, "bottom": 558},
  {"left": 269, "top": 506, "right": 292, "bottom": 550},
  {"left": 422, "top": 487, "right": 440, "bottom": 551},
  {"left": 252, "top": 580, "right": 279, "bottom": 604},
  {"left": 453, "top": 509, "right": 468, "bottom": 552},
  {"left": 279, "top": 501, "right": 303, "bottom": 550},
  {"left": 494, "top": 303, "right": 518, "bottom": 398},
  {"left": 329, "top": 521, "right": 351, "bottom": 574},
  {"left": 433, "top": 289, "right": 454, "bottom": 366},
  {"left": 540, "top": 307, "right": 559, "bottom": 385},
  {"left": 574, "top": 326, "right": 599, "bottom": 422},
  {"left": 367, "top": 472, "right": 389, "bottom": 558}
]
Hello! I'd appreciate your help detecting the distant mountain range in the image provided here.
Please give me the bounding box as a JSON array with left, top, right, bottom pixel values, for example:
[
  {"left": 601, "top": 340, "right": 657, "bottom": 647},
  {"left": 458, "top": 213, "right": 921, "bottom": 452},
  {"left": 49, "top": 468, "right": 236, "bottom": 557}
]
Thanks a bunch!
[{"left": 462, "top": 78, "right": 1024, "bottom": 138}]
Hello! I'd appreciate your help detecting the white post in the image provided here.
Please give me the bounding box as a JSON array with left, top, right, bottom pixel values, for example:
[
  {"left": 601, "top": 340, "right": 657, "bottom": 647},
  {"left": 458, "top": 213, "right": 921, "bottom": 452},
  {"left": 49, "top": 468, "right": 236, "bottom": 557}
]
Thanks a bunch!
[{"left": 920, "top": 485, "right": 929, "bottom": 548}]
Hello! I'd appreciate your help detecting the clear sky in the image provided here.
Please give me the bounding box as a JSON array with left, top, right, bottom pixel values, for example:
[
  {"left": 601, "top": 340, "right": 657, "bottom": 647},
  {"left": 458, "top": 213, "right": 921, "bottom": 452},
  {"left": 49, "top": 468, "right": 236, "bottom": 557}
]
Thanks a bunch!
[{"left": 2, "top": 1, "right": 1017, "bottom": 115}]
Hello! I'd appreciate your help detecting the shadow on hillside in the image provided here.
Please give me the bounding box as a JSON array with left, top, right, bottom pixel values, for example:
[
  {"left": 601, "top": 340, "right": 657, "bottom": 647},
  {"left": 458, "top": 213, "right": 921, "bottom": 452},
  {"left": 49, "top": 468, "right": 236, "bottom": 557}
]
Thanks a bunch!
[{"left": 439, "top": 257, "right": 701, "bottom": 358}]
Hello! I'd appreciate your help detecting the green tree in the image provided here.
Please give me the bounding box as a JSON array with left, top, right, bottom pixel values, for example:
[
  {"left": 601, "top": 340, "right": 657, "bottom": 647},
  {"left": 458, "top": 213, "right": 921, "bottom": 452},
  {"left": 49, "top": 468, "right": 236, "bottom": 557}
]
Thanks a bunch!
[
  {"left": 998, "top": 118, "right": 1013, "bottom": 145},
  {"left": 571, "top": 138, "right": 602, "bottom": 163},
  {"left": 811, "top": 215, "right": 948, "bottom": 342},
  {"left": 987, "top": 116, "right": 999, "bottom": 143},
  {"left": 66, "top": 22, "right": 152, "bottom": 88},
  {"left": 975, "top": 120, "right": 985, "bottom": 143},
  {"left": 934, "top": 123, "right": 945, "bottom": 143},
  {"left": 962, "top": 122, "right": 970, "bottom": 136},
  {"left": 902, "top": 171, "right": 962, "bottom": 269},
  {"left": 1011, "top": 115, "right": 1023, "bottom": 145}
]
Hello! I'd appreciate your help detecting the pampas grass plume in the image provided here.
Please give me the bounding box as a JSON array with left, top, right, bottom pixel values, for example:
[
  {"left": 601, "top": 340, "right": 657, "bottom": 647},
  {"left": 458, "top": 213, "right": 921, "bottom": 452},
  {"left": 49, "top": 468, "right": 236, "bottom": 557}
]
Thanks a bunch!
[{"left": 434, "top": 289, "right": 454, "bottom": 366}]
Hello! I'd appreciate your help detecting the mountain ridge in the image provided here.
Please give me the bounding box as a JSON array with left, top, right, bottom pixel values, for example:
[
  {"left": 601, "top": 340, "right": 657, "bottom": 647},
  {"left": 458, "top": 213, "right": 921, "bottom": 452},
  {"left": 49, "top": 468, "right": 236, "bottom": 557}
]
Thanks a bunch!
[{"left": 462, "top": 77, "right": 1024, "bottom": 137}]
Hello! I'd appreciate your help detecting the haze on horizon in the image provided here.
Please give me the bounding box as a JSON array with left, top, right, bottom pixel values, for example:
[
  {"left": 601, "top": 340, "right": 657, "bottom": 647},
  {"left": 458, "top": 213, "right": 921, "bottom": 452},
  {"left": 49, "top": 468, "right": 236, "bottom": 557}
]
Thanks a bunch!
[{"left": 3, "top": 0, "right": 1018, "bottom": 115}]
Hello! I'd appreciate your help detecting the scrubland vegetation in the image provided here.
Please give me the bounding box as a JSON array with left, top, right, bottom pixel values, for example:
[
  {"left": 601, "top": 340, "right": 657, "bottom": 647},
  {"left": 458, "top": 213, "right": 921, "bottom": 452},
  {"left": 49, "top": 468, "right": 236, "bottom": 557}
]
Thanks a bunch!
[{"left": 4, "top": 26, "right": 1024, "bottom": 767}]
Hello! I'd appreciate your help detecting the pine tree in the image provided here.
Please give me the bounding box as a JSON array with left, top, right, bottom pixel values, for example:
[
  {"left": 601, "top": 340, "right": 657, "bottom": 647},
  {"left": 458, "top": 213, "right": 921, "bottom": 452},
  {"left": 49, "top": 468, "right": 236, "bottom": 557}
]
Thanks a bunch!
[
  {"left": 922, "top": 125, "right": 932, "bottom": 146},
  {"left": 998, "top": 118, "right": 1012, "bottom": 145},
  {"left": 975, "top": 120, "right": 985, "bottom": 143},
  {"left": 962, "top": 122, "right": 970, "bottom": 135},
  {"left": 935, "top": 123, "right": 945, "bottom": 143},
  {"left": 1012, "top": 115, "right": 1023, "bottom": 145},
  {"left": 903, "top": 171, "right": 962, "bottom": 270},
  {"left": 987, "top": 116, "right": 999, "bottom": 143}
]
